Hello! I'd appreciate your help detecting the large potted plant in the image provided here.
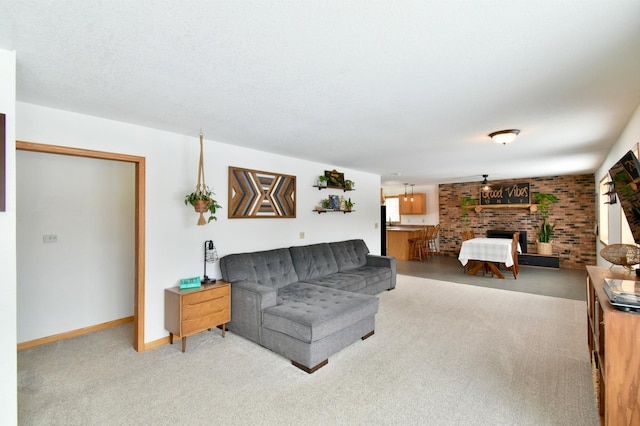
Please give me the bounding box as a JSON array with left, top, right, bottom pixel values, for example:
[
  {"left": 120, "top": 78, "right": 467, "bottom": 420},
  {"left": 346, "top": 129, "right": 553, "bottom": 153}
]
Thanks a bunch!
[
  {"left": 532, "top": 192, "right": 559, "bottom": 254},
  {"left": 185, "top": 186, "right": 223, "bottom": 225},
  {"left": 460, "top": 196, "right": 477, "bottom": 229}
]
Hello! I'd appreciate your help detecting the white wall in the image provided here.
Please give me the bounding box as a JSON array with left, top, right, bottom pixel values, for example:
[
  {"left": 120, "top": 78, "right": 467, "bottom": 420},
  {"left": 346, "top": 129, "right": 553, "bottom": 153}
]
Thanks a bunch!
[
  {"left": 16, "top": 102, "right": 382, "bottom": 344},
  {"left": 16, "top": 151, "right": 135, "bottom": 342},
  {"left": 0, "top": 49, "right": 17, "bottom": 425},
  {"left": 595, "top": 103, "right": 640, "bottom": 266}
]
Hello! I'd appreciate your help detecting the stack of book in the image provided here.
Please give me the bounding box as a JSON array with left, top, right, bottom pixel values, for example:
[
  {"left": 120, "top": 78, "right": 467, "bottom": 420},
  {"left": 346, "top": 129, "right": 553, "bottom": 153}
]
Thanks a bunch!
[{"left": 603, "top": 278, "right": 640, "bottom": 312}]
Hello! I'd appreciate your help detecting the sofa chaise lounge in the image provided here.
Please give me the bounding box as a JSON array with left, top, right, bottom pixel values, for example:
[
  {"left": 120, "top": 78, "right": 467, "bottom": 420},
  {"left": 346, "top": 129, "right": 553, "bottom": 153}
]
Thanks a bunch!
[{"left": 219, "top": 239, "right": 396, "bottom": 373}]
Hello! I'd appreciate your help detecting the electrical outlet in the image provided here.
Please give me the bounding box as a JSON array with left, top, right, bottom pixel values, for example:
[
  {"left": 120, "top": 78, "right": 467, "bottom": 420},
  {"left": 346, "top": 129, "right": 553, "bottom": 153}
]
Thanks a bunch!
[
  {"left": 299, "top": 232, "right": 305, "bottom": 239},
  {"left": 43, "top": 234, "right": 58, "bottom": 243},
  {"left": 374, "top": 223, "right": 379, "bottom": 229}
]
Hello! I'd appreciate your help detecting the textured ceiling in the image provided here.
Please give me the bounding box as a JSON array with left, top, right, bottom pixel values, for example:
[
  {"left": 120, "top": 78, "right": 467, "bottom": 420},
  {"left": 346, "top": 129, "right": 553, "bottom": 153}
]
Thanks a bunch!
[{"left": 2, "top": 1, "right": 640, "bottom": 187}]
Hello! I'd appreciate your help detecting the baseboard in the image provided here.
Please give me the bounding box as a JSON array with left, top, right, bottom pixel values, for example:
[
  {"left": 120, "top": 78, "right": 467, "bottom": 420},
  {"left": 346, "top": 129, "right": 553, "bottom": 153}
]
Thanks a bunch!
[
  {"left": 144, "top": 336, "right": 172, "bottom": 351},
  {"left": 17, "top": 316, "right": 134, "bottom": 350}
]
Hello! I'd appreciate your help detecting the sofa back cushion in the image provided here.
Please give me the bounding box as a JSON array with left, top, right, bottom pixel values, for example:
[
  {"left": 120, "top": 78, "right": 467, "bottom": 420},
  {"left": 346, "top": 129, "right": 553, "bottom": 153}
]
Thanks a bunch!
[
  {"left": 290, "top": 243, "right": 339, "bottom": 281},
  {"left": 220, "top": 248, "right": 299, "bottom": 290},
  {"left": 330, "top": 239, "right": 369, "bottom": 271}
]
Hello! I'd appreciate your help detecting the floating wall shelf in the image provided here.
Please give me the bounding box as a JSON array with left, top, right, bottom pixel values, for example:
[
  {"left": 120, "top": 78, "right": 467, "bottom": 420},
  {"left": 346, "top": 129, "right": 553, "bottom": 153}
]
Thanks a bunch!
[
  {"left": 474, "top": 204, "right": 538, "bottom": 213},
  {"left": 313, "top": 185, "right": 354, "bottom": 192},
  {"left": 313, "top": 209, "right": 354, "bottom": 214}
]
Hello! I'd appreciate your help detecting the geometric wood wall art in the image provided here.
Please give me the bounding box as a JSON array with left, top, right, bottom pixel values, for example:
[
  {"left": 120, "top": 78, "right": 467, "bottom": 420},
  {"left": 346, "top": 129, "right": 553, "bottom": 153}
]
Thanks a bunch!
[{"left": 228, "top": 166, "right": 296, "bottom": 218}]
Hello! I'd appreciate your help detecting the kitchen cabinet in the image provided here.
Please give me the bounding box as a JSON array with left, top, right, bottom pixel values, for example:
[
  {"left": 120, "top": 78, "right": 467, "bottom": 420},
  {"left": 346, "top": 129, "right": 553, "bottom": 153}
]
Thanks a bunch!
[{"left": 399, "top": 193, "right": 426, "bottom": 215}]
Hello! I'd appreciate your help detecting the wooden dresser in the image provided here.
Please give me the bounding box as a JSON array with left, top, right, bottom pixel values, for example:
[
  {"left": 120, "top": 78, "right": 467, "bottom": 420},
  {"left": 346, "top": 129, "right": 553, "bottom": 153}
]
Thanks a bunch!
[
  {"left": 586, "top": 266, "right": 640, "bottom": 425},
  {"left": 164, "top": 281, "right": 231, "bottom": 352}
]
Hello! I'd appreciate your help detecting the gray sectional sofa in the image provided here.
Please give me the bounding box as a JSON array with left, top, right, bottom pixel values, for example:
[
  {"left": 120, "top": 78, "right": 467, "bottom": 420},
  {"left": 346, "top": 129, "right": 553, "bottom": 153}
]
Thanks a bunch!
[{"left": 219, "top": 239, "right": 396, "bottom": 373}]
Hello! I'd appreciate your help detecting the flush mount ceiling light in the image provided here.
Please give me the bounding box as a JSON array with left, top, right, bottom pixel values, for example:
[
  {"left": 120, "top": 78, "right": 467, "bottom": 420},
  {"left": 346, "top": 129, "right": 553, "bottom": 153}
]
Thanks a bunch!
[
  {"left": 481, "top": 174, "right": 490, "bottom": 191},
  {"left": 489, "top": 129, "right": 520, "bottom": 145}
]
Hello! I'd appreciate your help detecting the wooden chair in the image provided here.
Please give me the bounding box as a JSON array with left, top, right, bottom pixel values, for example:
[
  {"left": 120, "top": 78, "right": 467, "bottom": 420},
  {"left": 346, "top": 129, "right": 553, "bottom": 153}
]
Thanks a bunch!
[
  {"left": 504, "top": 232, "right": 520, "bottom": 279},
  {"left": 409, "top": 227, "right": 428, "bottom": 261},
  {"left": 461, "top": 229, "right": 475, "bottom": 273},
  {"left": 462, "top": 229, "right": 475, "bottom": 241}
]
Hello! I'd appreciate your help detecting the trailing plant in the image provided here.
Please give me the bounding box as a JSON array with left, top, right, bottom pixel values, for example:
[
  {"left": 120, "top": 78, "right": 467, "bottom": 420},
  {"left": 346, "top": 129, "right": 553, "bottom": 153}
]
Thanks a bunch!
[
  {"left": 345, "top": 180, "right": 355, "bottom": 190},
  {"left": 185, "top": 186, "right": 223, "bottom": 223},
  {"left": 532, "top": 192, "right": 559, "bottom": 243},
  {"left": 460, "top": 196, "right": 477, "bottom": 229},
  {"left": 187, "top": 131, "right": 222, "bottom": 225}
]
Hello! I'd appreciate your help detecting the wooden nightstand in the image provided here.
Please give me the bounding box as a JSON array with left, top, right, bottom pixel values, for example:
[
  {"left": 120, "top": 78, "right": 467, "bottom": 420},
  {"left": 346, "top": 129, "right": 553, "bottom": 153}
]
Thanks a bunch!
[{"left": 164, "top": 281, "right": 231, "bottom": 352}]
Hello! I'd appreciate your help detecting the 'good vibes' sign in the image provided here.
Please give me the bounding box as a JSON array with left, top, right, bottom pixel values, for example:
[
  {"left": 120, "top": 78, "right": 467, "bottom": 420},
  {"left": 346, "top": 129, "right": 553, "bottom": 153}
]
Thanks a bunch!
[{"left": 480, "top": 183, "right": 530, "bottom": 205}]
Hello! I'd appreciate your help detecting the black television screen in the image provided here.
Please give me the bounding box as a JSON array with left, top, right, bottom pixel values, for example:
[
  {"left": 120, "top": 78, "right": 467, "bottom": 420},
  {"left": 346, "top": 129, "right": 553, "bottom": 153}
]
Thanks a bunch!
[{"left": 609, "top": 150, "right": 640, "bottom": 244}]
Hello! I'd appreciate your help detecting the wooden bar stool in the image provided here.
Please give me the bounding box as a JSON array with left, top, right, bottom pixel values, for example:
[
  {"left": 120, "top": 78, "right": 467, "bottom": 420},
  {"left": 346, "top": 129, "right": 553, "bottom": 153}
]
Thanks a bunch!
[
  {"left": 409, "top": 227, "right": 427, "bottom": 261},
  {"left": 426, "top": 224, "right": 440, "bottom": 256}
]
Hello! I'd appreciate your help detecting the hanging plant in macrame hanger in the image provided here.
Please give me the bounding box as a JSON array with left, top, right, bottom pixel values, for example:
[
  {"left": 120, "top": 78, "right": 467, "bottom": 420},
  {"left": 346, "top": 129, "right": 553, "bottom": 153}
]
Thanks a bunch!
[{"left": 184, "top": 130, "right": 222, "bottom": 225}]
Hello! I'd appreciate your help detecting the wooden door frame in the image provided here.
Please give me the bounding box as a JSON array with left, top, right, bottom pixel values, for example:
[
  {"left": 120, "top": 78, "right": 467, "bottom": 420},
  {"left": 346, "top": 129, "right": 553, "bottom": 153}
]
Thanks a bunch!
[{"left": 16, "top": 141, "right": 146, "bottom": 351}]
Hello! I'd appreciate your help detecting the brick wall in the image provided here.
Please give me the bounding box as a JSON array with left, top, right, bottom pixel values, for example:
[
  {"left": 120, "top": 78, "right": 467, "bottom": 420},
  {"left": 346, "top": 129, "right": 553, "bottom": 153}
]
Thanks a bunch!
[{"left": 439, "top": 174, "right": 596, "bottom": 268}]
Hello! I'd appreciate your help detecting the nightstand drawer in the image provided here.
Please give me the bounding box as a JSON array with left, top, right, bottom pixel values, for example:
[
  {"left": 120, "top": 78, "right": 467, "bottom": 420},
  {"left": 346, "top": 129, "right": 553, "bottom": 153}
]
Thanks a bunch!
[
  {"left": 183, "top": 296, "right": 229, "bottom": 320},
  {"left": 182, "top": 308, "right": 230, "bottom": 335},
  {"left": 183, "top": 285, "right": 230, "bottom": 305}
]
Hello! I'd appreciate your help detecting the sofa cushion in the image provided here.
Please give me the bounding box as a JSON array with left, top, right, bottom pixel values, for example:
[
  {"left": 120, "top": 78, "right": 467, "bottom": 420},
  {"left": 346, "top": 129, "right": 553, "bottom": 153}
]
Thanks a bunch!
[
  {"left": 262, "top": 283, "right": 379, "bottom": 343},
  {"left": 301, "top": 272, "right": 366, "bottom": 292},
  {"left": 342, "top": 266, "right": 392, "bottom": 285},
  {"left": 290, "top": 243, "right": 339, "bottom": 281},
  {"left": 330, "top": 239, "right": 369, "bottom": 272},
  {"left": 219, "top": 248, "right": 299, "bottom": 290}
]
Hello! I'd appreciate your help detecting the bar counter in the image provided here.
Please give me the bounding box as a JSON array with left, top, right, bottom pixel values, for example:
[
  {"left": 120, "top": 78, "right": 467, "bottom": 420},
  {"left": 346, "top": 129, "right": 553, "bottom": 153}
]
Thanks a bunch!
[{"left": 386, "top": 227, "right": 422, "bottom": 260}]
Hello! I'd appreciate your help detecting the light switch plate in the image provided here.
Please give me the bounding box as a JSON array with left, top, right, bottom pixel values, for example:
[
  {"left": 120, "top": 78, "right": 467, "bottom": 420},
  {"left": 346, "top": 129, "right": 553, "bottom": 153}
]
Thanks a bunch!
[{"left": 43, "top": 234, "right": 58, "bottom": 243}]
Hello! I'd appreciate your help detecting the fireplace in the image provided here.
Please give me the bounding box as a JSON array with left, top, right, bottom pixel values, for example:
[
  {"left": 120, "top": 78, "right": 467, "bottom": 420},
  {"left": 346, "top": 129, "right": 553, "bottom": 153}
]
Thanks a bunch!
[{"left": 486, "top": 230, "right": 527, "bottom": 253}]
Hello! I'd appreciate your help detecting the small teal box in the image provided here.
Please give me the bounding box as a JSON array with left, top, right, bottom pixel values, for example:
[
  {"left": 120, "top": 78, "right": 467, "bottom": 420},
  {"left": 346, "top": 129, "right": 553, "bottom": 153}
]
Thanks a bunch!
[{"left": 179, "top": 276, "right": 201, "bottom": 289}]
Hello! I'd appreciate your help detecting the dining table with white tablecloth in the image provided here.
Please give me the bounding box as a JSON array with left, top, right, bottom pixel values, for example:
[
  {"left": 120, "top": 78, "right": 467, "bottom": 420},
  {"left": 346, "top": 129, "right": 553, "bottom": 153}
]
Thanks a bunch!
[{"left": 458, "top": 237, "right": 522, "bottom": 279}]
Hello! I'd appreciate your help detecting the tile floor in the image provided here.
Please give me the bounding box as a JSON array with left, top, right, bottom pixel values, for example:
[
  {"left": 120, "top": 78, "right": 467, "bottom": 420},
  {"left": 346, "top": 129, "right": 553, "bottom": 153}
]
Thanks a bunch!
[{"left": 396, "top": 254, "right": 588, "bottom": 301}]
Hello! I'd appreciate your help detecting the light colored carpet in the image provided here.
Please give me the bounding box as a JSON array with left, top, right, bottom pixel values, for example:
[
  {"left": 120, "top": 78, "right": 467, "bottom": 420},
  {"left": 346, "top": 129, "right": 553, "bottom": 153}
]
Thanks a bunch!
[{"left": 18, "top": 275, "right": 599, "bottom": 425}]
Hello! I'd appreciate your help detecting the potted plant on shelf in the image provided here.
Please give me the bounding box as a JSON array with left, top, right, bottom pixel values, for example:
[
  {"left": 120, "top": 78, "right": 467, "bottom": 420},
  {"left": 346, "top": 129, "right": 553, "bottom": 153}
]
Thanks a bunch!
[
  {"left": 345, "top": 198, "right": 355, "bottom": 211},
  {"left": 320, "top": 198, "right": 331, "bottom": 210},
  {"left": 185, "top": 186, "right": 223, "bottom": 225},
  {"left": 345, "top": 180, "right": 355, "bottom": 190},
  {"left": 317, "top": 175, "right": 329, "bottom": 187},
  {"left": 532, "top": 192, "right": 559, "bottom": 255}
]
